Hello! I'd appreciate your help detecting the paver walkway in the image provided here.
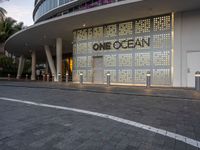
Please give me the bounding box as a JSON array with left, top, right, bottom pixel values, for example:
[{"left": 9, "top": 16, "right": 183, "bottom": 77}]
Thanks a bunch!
[{"left": 0, "top": 81, "right": 199, "bottom": 150}]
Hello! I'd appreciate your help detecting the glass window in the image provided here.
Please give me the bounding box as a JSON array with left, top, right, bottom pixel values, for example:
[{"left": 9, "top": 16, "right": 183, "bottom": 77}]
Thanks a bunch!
[{"left": 34, "top": 0, "right": 122, "bottom": 22}]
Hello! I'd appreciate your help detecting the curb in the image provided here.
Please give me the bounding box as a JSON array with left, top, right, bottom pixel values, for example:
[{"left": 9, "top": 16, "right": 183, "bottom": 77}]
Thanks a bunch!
[{"left": 0, "top": 83, "right": 200, "bottom": 101}]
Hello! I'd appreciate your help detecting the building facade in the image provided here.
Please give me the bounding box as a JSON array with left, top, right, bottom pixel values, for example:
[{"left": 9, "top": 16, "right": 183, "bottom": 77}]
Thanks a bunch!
[
  {"left": 4, "top": 0, "right": 200, "bottom": 87},
  {"left": 73, "top": 14, "right": 173, "bottom": 85}
]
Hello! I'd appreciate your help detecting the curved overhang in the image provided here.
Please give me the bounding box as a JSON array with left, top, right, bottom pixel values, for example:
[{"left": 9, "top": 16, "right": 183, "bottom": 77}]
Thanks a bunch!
[{"left": 5, "top": 0, "right": 200, "bottom": 60}]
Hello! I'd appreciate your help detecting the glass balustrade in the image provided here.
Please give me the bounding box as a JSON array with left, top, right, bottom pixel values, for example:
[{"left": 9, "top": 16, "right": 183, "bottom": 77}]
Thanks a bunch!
[{"left": 34, "top": 0, "right": 124, "bottom": 22}]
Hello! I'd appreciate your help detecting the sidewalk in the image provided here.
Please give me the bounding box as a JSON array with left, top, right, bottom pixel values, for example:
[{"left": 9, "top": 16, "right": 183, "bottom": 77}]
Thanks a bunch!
[{"left": 0, "top": 80, "right": 200, "bottom": 100}]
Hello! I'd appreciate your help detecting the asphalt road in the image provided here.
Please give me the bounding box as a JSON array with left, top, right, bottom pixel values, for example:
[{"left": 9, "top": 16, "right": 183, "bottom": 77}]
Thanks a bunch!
[{"left": 0, "top": 82, "right": 199, "bottom": 150}]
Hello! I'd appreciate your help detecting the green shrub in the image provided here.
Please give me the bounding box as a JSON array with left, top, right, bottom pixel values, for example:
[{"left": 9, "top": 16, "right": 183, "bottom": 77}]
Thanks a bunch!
[{"left": 0, "top": 55, "right": 17, "bottom": 77}]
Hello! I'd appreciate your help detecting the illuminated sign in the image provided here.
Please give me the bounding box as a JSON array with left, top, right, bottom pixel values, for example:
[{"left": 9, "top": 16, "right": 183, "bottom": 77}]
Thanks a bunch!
[{"left": 93, "top": 38, "right": 150, "bottom": 51}]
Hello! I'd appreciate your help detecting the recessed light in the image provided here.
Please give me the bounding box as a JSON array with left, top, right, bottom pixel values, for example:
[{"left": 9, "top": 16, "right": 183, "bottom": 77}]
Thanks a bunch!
[{"left": 83, "top": 24, "right": 86, "bottom": 27}]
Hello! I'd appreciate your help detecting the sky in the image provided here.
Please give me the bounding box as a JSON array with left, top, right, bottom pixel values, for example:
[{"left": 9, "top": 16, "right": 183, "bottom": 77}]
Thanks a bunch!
[{"left": 1, "top": 0, "right": 34, "bottom": 26}]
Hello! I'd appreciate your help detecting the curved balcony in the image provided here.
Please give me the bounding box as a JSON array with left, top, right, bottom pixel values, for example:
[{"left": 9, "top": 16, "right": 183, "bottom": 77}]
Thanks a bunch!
[{"left": 33, "top": 0, "right": 123, "bottom": 23}]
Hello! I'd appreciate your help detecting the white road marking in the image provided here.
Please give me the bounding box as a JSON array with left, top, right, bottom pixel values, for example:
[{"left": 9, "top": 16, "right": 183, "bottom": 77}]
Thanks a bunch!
[{"left": 0, "top": 97, "right": 199, "bottom": 148}]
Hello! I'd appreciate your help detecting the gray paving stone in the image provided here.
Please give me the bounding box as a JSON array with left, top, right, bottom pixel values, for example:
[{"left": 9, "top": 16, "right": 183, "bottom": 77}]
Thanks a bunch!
[
  {"left": 0, "top": 82, "right": 200, "bottom": 150},
  {"left": 175, "top": 141, "right": 187, "bottom": 150}
]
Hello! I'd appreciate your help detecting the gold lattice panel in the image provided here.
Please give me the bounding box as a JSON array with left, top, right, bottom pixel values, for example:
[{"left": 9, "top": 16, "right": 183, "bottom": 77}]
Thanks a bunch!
[
  {"left": 76, "top": 43, "right": 87, "bottom": 54},
  {"left": 73, "top": 44, "right": 77, "bottom": 54},
  {"left": 72, "top": 70, "right": 77, "bottom": 82},
  {"left": 153, "top": 69, "right": 170, "bottom": 85},
  {"left": 87, "top": 56, "right": 92, "bottom": 67},
  {"left": 119, "top": 70, "right": 132, "bottom": 83},
  {"left": 119, "top": 38, "right": 133, "bottom": 50},
  {"left": 135, "top": 19, "right": 151, "bottom": 34},
  {"left": 77, "top": 70, "right": 87, "bottom": 82},
  {"left": 153, "top": 51, "right": 170, "bottom": 66},
  {"left": 93, "top": 27, "right": 103, "bottom": 39},
  {"left": 119, "top": 54, "right": 132, "bottom": 67},
  {"left": 135, "top": 53, "right": 150, "bottom": 67},
  {"left": 73, "top": 31, "right": 77, "bottom": 41},
  {"left": 87, "top": 42, "right": 93, "bottom": 53},
  {"left": 87, "top": 70, "right": 93, "bottom": 82},
  {"left": 104, "top": 24, "right": 117, "bottom": 38},
  {"left": 103, "top": 40, "right": 116, "bottom": 51},
  {"left": 73, "top": 58, "right": 76, "bottom": 69},
  {"left": 77, "top": 56, "right": 87, "bottom": 68},
  {"left": 134, "top": 36, "right": 151, "bottom": 49},
  {"left": 88, "top": 28, "right": 93, "bottom": 40},
  {"left": 119, "top": 22, "right": 133, "bottom": 36},
  {"left": 153, "top": 15, "right": 171, "bottom": 31},
  {"left": 73, "top": 14, "right": 172, "bottom": 85},
  {"left": 104, "top": 55, "right": 116, "bottom": 67},
  {"left": 73, "top": 70, "right": 86, "bottom": 82},
  {"left": 104, "top": 70, "right": 117, "bottom": 82},
  {"left": 77, "top": 29, "right": 87, "bottom": 41},
  {"left": 153, "top": 34, "right": 171, "bottom": 49},
  {"left": 135, "top": 69, "right": 149, "bottom": 83}
]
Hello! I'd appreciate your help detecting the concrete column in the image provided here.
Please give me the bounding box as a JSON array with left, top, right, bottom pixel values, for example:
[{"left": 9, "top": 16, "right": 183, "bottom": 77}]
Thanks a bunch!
[
  {"left": 31, "top": 50, "right": 36, "bottom": 80},
  {"left": 56, "top": 38, "right": 62, "bottom": 82},
  {"left": 44, "top": 45, "right": 57, "bottom": 81},
  {"left": 16, "top": 55, "right": 24, "bottom": 79},
  {"left": 20, "top": 58, "right": 25, "bottom": 75}
]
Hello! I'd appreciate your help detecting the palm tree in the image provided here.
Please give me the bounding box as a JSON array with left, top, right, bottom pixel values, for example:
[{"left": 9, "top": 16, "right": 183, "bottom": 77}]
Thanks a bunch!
[
  {"left": 0, "top": 17, "right": 16, "bottom": 43},
  {"left": 0, "top": 0, "right": 23, "bottom": 54},
  {"left": 0, "top": 0, "right": 9, "bottom": 21},
  {"left": 0, "top": 7, "right": 7, "bottom": 21},
  {"left": 13, "top": 22, "right": 24, "bottom": 32},
  {"left": 0, "top": 17, "right": 18, "bottom": 43}
]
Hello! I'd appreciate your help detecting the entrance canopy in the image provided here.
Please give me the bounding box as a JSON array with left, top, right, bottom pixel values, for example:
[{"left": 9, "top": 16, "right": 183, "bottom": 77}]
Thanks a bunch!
[{"left": 4, "top": 0, "right": 200, "bottom": 59}]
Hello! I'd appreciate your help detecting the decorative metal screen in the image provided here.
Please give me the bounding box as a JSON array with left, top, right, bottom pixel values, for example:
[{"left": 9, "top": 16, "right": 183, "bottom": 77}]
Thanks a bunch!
[{"left": 73, "top": 14, "right": 172, "bottom": 85}]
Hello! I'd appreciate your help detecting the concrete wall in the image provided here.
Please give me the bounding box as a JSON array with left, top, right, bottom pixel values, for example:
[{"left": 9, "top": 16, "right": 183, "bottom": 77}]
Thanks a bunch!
[{"left": 173, "top": 9, "right": 200, "bottom": 87}]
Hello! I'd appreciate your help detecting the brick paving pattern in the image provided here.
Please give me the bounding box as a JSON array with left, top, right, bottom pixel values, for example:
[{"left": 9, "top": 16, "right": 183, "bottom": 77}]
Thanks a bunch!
[{"left": 0, "top": 81, "right": 199, "bottom": 150}]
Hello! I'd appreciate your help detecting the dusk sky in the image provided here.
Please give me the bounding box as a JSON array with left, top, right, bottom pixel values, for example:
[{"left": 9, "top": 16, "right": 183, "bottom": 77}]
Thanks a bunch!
[{"left": 1, "top": 0, "right": 34, "bottom": 26}]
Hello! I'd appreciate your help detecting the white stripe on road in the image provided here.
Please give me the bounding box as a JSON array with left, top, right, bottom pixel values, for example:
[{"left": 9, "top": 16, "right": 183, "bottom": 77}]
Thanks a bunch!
[{"left": 0, "top": 97, "right": 199, "bottom": 148}]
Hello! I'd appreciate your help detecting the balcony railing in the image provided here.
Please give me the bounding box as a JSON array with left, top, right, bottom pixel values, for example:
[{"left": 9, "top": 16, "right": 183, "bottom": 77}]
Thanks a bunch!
[{"left": 34, "top": 0, "right": 123, "bottom": 22}]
